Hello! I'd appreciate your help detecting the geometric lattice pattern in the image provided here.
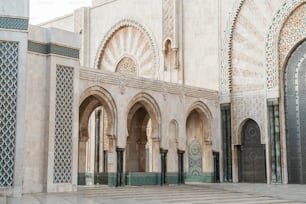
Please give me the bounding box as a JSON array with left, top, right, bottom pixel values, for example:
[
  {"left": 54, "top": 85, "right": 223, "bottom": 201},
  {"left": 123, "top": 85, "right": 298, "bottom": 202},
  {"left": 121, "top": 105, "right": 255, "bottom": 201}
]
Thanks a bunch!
[
  {"left": 0, "top": 17, "right": 28, "bottom": 30},
  {"left": 188, "top": 140, "right": 202, "bottom": 176},
  {"left": 0, "top": 41, "right": 19, "bottom": 186},
  {"left": 53, "top": 65, "right": 74, "bottom": 183}
]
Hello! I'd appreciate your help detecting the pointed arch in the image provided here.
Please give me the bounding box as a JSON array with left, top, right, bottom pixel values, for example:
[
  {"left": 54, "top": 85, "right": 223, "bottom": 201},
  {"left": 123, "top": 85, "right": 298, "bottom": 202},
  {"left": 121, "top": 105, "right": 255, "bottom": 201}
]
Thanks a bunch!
[
  {"left": 266, "top": 0, "right": 306, "bottom": 90},
  {"left": 79, "top": 86, "right": 117, "bottom": 140}
]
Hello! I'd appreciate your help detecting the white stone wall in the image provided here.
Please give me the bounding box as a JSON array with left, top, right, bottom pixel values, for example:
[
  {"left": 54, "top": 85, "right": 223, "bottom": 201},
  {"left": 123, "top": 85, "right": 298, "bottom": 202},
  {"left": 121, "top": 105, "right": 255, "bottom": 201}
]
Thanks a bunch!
[
  {"left": 23, "top": 25, "right": 81, "bottom": 193},
  {"left": 40, "top": 0, "right": 232, "bottom": 91},
  {"left": 0, "top": 0, "right": 28, "bottom": 17},
  {"left": 39, "top": 14, "right": 75, "bottom": 32}
]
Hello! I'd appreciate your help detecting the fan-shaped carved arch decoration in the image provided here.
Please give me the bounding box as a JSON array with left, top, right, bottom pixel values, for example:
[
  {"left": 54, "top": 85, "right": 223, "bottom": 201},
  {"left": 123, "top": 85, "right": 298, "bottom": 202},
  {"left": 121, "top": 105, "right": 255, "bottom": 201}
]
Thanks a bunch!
[
  {"left": 95, "top": 19, "right": 159, "bottom": 79},
  {"left": 116, "top": 57, "right": 137, "bottom": 75},
  {"left": 265, "top": 0, "right": 306, "bottom": 89}
]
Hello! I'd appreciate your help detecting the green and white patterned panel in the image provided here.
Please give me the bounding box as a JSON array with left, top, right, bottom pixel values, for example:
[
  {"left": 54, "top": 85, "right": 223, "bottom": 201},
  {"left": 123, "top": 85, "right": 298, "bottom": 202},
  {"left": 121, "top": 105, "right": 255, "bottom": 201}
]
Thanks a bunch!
[
  {"left": 53, "top": 65, "right": 74, "bottom": 183},
  {"left": 188, "top": 140, "right": 202, "bottom": 176},
  {"left": 0, "top": 41, "right": 18, "bottom": 186}
]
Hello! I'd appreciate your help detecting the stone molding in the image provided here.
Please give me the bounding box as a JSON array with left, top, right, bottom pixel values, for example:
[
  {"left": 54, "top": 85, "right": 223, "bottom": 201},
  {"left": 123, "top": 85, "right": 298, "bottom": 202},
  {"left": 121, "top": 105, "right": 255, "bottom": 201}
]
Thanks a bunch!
[
  {"left": 221, "top": 0, "right": 245, "bottom": 96},
  {"left": 80, "top": 67, "right": 218, "bottom": 101},
  {"left": 28, "top": 41, "right": 79, "bottom": 59}
]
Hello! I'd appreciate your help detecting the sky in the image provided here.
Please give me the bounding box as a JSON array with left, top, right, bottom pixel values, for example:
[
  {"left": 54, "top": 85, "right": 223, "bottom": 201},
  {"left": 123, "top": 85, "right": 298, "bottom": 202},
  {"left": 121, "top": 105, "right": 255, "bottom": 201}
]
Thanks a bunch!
[{"left": 30, "top": 0, "right": 92, "bottom": 25}]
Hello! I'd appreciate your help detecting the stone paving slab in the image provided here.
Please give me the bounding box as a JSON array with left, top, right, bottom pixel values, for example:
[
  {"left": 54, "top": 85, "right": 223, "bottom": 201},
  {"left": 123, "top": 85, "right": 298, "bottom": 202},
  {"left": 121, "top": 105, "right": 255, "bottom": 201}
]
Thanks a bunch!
[{"left": 1, "top": 184, "right": 306, "bottom": 204}]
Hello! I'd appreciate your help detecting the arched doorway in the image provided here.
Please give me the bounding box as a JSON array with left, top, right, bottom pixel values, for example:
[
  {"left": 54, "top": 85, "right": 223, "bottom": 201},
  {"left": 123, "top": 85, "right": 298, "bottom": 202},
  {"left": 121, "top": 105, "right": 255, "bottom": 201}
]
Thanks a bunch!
[
  {"left": 185, "top": 103, "right": 212, "bottom": 183},
  {"left": 284, "top": 39, "right": 306, "bottom": 184},
  {"left": 126, "top": 106, "right": 152, "bottom": 172},
  {"left": 238, "top": 119, "right": 266, "bottom": 183},
  {"left": 125, "top": 94, "right": 160, "bottom": 185},
  {"left": 78, "top": 87, "right": 116, "bottom": 185}
]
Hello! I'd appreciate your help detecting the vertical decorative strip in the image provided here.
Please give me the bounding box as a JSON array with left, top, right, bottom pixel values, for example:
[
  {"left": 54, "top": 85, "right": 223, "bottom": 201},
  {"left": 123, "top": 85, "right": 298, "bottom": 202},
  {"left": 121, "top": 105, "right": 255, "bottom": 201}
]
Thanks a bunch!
[
  {"left": 95, "top": 110, "right": 101, "bottom": 183},
  {"left": 0, "top": 41, "right": 18, "bottom": 186},
  {"left": 274, "top": 103, "right": 282, "bottom": 182},
  {"left": 268, "top": 99, "right": 282, "bottom": 183},
  {"left": 221, "top": 104, "right": 232, "bottom": 182},
  {"left": 53, "top": 65, "right": 74, "bottom": 183}
]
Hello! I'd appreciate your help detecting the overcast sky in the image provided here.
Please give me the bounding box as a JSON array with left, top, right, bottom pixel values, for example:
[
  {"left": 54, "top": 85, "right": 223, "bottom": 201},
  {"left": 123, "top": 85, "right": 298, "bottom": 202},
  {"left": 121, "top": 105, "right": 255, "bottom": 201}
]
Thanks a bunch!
[{"left": 30, "top": 0, "right": 92, "bottom": 25}]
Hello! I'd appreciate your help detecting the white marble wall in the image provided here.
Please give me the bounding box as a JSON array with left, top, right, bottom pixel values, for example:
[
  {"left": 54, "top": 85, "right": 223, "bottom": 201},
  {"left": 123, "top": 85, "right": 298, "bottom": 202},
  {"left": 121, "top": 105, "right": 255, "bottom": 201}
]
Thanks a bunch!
[{"left": 0, "top": 0, "right": 28, "bottom": 17}]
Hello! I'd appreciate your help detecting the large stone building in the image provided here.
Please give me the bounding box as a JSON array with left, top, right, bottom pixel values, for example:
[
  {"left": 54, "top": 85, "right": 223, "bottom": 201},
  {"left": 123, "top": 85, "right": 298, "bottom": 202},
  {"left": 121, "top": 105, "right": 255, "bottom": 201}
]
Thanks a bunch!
[{"left": 0, "top": 0, "right": 306, "bottom": 196}]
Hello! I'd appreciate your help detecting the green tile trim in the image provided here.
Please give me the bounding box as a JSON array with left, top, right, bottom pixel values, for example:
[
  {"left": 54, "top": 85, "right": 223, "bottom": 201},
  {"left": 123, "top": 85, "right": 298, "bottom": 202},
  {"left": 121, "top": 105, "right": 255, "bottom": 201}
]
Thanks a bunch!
[
  {"left": 78, "top": 173, "right": 86, "bottom": 185},
  {"left": 185, "top": 172, "right": 214, "bottom": 183},
  {"left": 108, "top": 173, "right": 117, "bottom": 187},
  {"left": 28, "top": 41, "right": 79, "bottom": 59},
  {"left": 167, "top": 173, "right": 179, "bottom": 184},
  {"left": 28, "top": 41, "right": 48, "bottom": 54},
  {"left": 95, "top": 172, "right": 109, "bottom": 185},
  {"left": 125, "top": 172, "right": 161, "bottom": 186},
  {"left": 50, "top": 44, "right": 79, "bottom": 59},
  {"left": 0, "top": 16, "right": 28, "bottom": 30}
]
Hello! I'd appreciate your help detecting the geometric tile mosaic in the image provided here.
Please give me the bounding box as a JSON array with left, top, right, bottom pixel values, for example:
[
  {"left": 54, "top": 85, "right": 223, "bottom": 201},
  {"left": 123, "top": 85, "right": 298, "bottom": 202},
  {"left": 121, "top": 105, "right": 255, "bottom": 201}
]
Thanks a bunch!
[
  {"left": 0, "top": 41, "right": 19, "bottom": 186},
  {"left": 53, "top": 65, "right": 74, "bottom": 183},
  {"left": 188, "top": 140, "right": 202, "bottom": 176},
  {"left": 266, "top": 0, "right": 305, "bottom": 89},
  {"left": 0, "top": 17, "right": 28, "bottom": 30}
]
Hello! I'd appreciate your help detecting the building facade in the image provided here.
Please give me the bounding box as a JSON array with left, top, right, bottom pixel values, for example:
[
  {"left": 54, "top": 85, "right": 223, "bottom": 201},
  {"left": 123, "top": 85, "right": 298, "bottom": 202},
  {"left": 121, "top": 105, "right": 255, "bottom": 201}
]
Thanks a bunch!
[{"left": 0, "top": 0, "right": 306, "bottom": 196}]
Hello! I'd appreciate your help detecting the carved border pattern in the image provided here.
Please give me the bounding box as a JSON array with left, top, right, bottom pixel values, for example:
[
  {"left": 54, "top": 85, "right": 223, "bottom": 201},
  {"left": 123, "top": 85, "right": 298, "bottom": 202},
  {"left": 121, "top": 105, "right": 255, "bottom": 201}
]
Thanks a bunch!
[
  {"left": 265, "top": 0, "right": 305, "bottom": 89},
  {"left": 94, "top": 19, "right": 160, "bottom": 79},
  {"left": 221, "top": 0, "right": 246, "bottom": 95},
  {"left": 80, "top": 68, "right": 218, "bottom": 100}
]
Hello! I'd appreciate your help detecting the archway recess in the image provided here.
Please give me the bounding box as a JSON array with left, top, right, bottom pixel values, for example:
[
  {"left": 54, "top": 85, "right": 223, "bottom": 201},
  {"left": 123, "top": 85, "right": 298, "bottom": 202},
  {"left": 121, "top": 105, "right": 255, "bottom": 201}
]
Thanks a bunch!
[
  {"left": 78, "top": 87, "right": 117, "bottom": 185},
  {"left": 125, "top": 93, "right": 161, "bottom": 185},
  {"left": 238, "top": 119, "right": 266, "bottom": 183},
  {"left": 284, "top": 39, "right": 306, "bottom": 184},
  {"left": 185, "top": 102, "right": 213, "bottom": 183}
]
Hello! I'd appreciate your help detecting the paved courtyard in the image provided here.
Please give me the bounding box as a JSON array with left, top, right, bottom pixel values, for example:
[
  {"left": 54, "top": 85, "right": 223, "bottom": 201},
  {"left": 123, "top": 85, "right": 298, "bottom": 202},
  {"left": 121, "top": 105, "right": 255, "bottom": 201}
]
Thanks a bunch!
[{"left": 2, "top": 184, "right": 306, "bottom": 204}]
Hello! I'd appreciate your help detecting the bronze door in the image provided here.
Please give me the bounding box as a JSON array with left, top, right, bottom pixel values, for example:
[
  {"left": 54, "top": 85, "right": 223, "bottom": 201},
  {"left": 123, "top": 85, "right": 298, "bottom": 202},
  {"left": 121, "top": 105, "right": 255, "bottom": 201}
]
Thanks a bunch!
[{"left": 239, "top": 120, "right": 266, "bottom": 183}]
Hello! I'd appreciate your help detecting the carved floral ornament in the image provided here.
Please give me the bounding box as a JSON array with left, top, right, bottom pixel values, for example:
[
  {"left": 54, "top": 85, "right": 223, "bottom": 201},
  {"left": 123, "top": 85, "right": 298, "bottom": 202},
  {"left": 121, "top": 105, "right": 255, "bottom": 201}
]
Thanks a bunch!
[{"left": 116, "top": 57, "right": 137, "bottom": 75}]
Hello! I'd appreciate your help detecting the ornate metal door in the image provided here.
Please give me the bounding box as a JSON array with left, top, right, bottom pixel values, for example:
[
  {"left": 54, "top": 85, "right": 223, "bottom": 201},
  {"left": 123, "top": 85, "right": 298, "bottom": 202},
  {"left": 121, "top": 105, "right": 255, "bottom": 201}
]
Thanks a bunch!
[
  {"left": 239, "top": 120, "right": 266, "bottom": 183},
  {"left": 284, "top": 40, "right": 306, "bottom": 184}
]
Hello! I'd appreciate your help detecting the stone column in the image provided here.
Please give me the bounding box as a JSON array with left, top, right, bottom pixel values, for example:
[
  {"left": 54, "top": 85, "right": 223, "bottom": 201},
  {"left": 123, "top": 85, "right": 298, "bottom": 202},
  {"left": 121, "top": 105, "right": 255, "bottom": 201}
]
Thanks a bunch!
[
  {"left": 160, "top": 148, "right": 168, "bottom": 185},
  {"left": 94, "top": 110, "right": 101, "bottom": 183},
  {"left": 268, "top": 99, "right": 282, "bottom": 183},
  {"left": 152, "top": 138, "right": 160, "bottom": 172},
  {"left": 116, "top": 148, "right": 124, "bottom": 187},
  {"left": 178, "top": 150, "right": 185, "bottom": 184}
]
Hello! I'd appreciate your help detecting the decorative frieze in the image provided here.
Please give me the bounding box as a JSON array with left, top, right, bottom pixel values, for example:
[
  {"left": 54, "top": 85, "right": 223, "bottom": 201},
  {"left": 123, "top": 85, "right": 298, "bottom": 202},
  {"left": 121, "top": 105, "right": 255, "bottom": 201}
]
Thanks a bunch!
[
  {"left": 28, "top": 41, "right": 79, "bottom": 59},
  {"left": 0, "top": 16, "right": 28, "bottom": 30},
  {"left": 80, "top": 67, "right": 218, "bottom": 100}
]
